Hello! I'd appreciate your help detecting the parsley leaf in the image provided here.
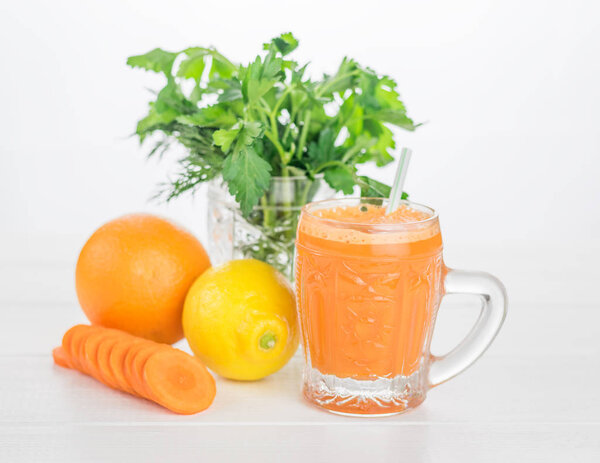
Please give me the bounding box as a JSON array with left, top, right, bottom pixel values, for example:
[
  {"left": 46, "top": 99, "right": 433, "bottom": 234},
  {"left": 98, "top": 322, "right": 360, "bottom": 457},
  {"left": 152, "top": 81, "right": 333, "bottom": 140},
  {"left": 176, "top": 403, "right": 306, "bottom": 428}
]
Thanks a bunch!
[
  {"left": 323, "top": 165, "right": 356, "bottom": 195},
  {"left": 356, "top": 176, "right": 390, "bottom": 197},
  {"left": 265, "top": 32, "right": 299, "bottom": 56},
  {"left": 177, "top": 104, "right": 238, "bottom": 129},
  {"left": 135, "top": 104, "right": 178, "bottom": 141},
  {"left": 177, "top": 49, "right": 209, "bottom": 81},
  {"left": 242, "top": 55, "right": 283, "bottom": 104},
  {"left": 356, "top": 176, "right": 408, "bottom": 199},
  {"left": 127, "top": 48, "right": 178, "bottom": 75},
  {"left": 307, "top": 128, "right": 337, "bottom": 165},
  {"left": 213, "top": 126, "right": 239, "bottom": 153},
  {"left": 214, "top": 121, "right": 262, "bottom": 152},
  {"left": 217, "top": 79, "right": 243, "bottom": 103},
  {"left": 154, "top": 80, "right": 195, "bottom": 115},
  {"left": 222, "top": 145, "right": 272, "bottom": 215}
]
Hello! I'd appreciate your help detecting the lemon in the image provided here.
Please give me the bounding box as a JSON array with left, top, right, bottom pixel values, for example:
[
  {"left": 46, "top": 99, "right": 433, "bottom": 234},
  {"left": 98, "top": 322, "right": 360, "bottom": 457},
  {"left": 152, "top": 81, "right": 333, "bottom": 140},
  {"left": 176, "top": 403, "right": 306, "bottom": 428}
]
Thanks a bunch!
[{"left": 182, "top": 259, "right": 299, "bottom": 381}]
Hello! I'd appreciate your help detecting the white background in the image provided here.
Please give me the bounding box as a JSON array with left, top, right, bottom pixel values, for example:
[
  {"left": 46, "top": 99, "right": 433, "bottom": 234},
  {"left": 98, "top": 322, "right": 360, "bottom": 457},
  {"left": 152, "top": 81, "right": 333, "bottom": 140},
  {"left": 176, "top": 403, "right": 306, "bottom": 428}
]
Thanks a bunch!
[
  {"left": 2, "top": 0, "right": 599, "bottom": 264},
  {"left": 1, "top": 1, "right": 599, "bottom": 461}
]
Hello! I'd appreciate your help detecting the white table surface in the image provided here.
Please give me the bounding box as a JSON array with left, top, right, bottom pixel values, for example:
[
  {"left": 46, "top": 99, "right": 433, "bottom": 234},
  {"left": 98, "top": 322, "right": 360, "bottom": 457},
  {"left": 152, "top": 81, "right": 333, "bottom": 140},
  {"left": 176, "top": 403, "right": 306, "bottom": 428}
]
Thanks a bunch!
[{"left": 1, "top": 248, "right": 599, "bottom": 462}]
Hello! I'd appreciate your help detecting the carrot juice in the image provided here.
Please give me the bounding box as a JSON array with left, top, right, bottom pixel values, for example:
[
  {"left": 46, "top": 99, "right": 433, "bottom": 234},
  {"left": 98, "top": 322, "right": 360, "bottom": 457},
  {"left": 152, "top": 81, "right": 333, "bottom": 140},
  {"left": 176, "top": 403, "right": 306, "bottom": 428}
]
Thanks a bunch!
[{"left": 295, "top": 198, "right": 444, "bottom": 415}]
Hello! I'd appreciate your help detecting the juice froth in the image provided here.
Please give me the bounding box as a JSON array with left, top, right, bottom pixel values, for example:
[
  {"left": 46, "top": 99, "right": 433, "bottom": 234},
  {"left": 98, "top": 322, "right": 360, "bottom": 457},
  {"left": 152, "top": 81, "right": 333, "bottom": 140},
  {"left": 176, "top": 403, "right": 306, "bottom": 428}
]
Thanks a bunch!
[
  {"left": 313, "top": 203, "right": 432, "bottom": 224},
  {"left": 300, "top": 203, "right": 440, "bottom": 246},
  {"left": 296, "top": 201, "right": 444, "bottom": 401}
]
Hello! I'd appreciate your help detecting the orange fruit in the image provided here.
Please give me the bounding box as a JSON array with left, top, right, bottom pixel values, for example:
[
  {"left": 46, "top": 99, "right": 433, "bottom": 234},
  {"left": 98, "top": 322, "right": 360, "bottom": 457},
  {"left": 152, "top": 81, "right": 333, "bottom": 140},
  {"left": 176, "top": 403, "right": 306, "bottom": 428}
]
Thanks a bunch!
[{"left": 75, "top": 214, "right": 210, "bottom": 344}]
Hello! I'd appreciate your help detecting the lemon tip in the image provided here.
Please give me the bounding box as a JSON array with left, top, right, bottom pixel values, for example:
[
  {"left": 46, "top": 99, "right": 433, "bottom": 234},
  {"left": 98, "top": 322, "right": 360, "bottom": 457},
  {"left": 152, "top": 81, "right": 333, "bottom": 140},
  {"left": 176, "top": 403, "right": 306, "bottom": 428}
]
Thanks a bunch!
[{"left": 259, "top": 331, "right": 277, "bottom": 351}]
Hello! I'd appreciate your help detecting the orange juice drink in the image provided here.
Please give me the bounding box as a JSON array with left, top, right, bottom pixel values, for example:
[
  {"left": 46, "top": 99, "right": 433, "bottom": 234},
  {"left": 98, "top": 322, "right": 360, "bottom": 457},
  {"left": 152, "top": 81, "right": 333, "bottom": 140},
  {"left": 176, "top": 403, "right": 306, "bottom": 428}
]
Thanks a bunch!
[
  {"left": 295, "top": 198, "right": 443, "bottom": 415},
  {"left": 296, "top": 197, "right": 507, "bottom": 416}
]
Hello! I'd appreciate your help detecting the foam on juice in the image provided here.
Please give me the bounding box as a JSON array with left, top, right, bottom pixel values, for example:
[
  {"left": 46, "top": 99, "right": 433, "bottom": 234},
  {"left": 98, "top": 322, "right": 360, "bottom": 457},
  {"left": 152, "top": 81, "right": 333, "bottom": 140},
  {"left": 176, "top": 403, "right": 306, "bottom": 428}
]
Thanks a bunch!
[{"left": 299, "top": 203, "right": 440, "bottom": 245}]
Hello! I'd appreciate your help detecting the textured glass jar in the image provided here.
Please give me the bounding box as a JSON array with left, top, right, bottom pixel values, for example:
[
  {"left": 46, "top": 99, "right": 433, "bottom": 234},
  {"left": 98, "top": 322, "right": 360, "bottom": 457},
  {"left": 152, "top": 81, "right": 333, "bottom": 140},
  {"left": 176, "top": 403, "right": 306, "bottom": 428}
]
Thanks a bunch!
[
  {"left": 207, "top": 175, "right": 333, "bottom": 281},
  {"left": 295, "top": 197, "right": 507, "bottom": 416}
]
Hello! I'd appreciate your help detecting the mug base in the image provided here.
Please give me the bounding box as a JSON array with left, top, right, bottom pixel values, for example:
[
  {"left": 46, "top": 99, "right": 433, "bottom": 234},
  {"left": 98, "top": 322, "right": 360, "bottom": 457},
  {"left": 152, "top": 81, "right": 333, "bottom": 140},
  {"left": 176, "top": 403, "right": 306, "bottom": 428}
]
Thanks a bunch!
[
  {"left": 323, "top": 409, "right": 414, "bottom": 418},
  {"left": 302, "top": 367, "right": 427, "bottom": 416}
]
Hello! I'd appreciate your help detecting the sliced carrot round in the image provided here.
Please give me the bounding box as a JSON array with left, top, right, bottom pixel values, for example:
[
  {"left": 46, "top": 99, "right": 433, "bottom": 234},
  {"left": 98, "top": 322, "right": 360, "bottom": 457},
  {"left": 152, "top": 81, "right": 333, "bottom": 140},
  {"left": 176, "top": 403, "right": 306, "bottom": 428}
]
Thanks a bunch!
[
  {"left": 134, "top": 344, "right": 171, "bottom": 400},
  {"left": 123, "top": 342, "right": 154, "bottom": 397},
  {"left": 95, "top": 336, "right": 122, "bottom": 388},
  {"left": 128, "top": 343, "right": 163, "bottom": 399},
  {"left": 52, "top": 346, "right": 71, "bottom": 368},
  {"left": 62, "top": 325, "right": 91, "bottom": 371},
  {"left": 143, "top": 350, "right": 216, "bottom": 414},
  {"left": 61, "top": 324, "right": 88, "bottom": 358},
  {"left": 110, "top": 336, "right": 143, "bottom": 395},
  {"left": 82, "top": 330, "right": 112, "bottom": 381},
  {"left": 68, "top": 325, "right": 98, "bottom": 372}
]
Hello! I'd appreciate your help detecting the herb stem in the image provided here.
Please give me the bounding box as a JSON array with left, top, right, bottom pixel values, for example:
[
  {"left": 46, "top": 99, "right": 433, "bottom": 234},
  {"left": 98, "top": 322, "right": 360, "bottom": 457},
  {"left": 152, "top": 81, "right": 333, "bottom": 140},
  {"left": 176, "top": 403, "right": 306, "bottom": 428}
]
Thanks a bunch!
[
  {"left": 295, "top": 110, "right": 311, "bottom": 159},
  {"left": 258, "top": 99, "right": 287, "bottom": 163},
  {"left": 260, "top": 195, "right": 274, "bottom": 229},
  {"left": 282, "top": 95, "right": 302, "bottom": 142},
  {"left": 269, "top": 112, "right": 287, "bottom": 163},
  {"left": 264, "top": 131, "right": 286, "bottom": 161},
  {"left": 272, "top": 86, "right": 294, "bottom": 116},
  {"left": 314, "top": 160, "right": 347, "bottom": 173},
  {"left": 341, "top": 139, "right": 372, "bottom": 163},
  {"left": 253, "top": 107, "right": 268, "bottom": 125}
]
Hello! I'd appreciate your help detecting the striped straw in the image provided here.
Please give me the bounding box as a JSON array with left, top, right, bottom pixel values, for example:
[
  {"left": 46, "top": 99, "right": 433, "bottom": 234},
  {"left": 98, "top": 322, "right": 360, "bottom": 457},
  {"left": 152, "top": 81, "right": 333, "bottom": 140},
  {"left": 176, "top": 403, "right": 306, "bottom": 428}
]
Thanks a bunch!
[{"left": 386, "top": 147, "right": 412, "bottom": 214}]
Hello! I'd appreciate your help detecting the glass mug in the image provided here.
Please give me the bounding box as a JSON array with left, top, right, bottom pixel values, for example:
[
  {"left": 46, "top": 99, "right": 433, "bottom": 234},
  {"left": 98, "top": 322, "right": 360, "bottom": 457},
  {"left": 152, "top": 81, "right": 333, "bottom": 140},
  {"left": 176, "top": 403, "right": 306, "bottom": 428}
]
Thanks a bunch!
[{"left": 295, "top": 198, "right": 507, "bottom": 416}]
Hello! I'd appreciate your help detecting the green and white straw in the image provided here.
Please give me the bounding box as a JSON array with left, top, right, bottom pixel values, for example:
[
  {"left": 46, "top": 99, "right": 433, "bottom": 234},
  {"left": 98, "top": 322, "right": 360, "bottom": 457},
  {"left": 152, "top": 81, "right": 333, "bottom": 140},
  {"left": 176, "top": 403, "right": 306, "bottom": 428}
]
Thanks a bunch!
[{"left": 386, "top": 147, "right": 412, "bottom": 214}]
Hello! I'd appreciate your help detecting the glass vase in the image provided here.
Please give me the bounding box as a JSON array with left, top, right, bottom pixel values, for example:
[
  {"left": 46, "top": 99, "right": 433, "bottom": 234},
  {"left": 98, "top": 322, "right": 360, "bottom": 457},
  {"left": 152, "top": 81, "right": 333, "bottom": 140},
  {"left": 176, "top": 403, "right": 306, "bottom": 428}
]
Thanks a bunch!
[{"left": 207, "top": 175, "right": 333, "bottom": 281}]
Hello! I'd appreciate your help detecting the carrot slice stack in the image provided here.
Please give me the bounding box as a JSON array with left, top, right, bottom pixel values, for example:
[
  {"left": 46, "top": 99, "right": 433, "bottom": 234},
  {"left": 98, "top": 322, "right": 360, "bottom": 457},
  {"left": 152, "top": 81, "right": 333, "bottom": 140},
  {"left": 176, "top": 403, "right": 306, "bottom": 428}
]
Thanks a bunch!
[{"left": 53, "top": 324, "right": 216, "bottom": 414}]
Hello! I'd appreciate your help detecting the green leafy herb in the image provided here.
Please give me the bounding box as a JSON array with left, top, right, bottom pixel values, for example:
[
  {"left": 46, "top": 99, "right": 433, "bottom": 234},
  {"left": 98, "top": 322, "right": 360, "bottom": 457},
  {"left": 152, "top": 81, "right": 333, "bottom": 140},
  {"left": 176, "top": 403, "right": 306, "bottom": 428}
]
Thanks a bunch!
[
  {"left": 222, "top": 145, "right": 272, "bottom": 215},
  {"left": 129, "top": 33, "right": 419, "bottom": 214},
  {"left": 127, "top": 48, "right": 178, "bottom": 75},
  {"left": 323, "top": 166, "right": 356, "bottom": 195}
]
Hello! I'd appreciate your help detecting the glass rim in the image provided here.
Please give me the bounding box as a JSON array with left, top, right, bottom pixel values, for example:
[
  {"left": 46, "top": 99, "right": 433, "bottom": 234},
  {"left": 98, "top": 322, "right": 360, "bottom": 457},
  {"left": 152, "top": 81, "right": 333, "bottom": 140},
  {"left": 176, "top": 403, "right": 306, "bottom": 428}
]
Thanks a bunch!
[{"left": 301, "top": 197, "right": 439, "bottom": 229}]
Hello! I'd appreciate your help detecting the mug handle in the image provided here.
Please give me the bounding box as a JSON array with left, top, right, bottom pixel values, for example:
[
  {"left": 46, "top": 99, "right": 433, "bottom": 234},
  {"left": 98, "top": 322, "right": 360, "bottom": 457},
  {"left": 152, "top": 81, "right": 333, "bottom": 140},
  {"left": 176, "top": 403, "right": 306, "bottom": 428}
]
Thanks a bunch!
[{"left": 429, "top": 268, "right": 508, "bottom": 387}]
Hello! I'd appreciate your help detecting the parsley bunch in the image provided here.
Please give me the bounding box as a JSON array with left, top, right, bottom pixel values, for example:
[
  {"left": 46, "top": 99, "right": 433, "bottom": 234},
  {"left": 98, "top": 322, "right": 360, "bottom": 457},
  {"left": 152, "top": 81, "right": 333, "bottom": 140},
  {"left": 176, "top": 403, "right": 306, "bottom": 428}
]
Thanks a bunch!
[{"left": 128, "top": 33, "right": 419, "bottom": 215}]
